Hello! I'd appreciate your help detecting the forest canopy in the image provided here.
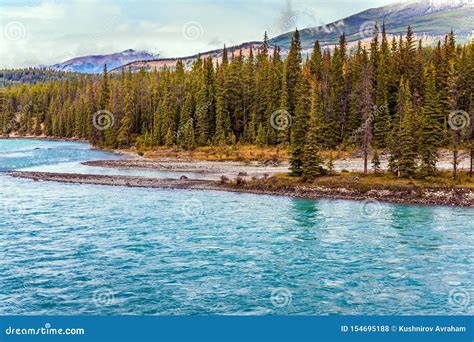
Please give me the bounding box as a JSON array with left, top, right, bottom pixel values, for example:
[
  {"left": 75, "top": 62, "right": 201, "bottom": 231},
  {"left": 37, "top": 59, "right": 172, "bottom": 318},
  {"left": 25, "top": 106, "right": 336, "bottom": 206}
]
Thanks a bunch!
[{"left": 1, "top": 26, "right": 473, "bottom": 179}]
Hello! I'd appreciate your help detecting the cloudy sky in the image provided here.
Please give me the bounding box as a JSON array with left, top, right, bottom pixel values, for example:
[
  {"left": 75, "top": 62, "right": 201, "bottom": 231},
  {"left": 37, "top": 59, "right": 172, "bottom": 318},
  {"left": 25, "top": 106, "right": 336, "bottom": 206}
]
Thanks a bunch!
[{"left": 0, "top": 0, "right": 396, "bottom": 68}]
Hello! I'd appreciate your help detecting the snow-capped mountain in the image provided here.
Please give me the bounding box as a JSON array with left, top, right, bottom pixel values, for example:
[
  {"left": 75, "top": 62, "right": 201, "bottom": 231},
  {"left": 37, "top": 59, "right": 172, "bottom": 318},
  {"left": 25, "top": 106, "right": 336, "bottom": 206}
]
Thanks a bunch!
[
  {"left": 270, "top": 0, "right": 474, "bottom": 50},
  {"left": 48, "top": 49, "right": 160, "bottom": 74},
  {"left": 118, "top": 0, "right": 474, "bottom": 73}
]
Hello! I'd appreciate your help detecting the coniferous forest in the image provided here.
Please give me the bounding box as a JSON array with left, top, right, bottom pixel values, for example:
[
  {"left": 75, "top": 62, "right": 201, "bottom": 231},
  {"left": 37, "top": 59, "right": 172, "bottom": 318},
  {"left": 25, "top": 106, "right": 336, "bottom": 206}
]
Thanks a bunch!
[{"left": 1, "top": 25, "right": 473, "bottom": 180}]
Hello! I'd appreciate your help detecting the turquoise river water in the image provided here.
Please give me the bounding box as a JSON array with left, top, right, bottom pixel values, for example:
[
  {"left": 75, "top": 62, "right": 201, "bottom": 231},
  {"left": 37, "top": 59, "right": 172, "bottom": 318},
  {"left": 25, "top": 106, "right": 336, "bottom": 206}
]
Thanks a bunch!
[{"left": 0, "top": 139, "right": 472, "bottom": 315}]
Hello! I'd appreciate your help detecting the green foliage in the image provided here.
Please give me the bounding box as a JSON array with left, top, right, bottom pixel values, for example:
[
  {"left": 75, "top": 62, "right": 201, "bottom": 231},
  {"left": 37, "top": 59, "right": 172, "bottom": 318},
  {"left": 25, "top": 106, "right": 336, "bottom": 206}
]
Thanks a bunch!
[
  {"left": 372, "top": 150, "right": 381, "bottom": 174},
  {"left": 1, "top": 28, "right": 472, "bottom": 181},
  {"left": 302, "top": 84, "right": 326, "bottom": 181},
  {"left": 0, "top": 68, "right": 89, "bottom": 86}
]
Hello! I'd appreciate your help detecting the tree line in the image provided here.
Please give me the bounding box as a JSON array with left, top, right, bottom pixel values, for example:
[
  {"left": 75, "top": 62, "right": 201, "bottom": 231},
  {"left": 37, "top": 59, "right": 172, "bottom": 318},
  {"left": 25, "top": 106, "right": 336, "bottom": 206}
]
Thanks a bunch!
[
  {"left": 1, "top": 25, "right": 473, "bottom": 179},
  {"left": 0, "top": 68, "right": 88, "bottom": 86}
]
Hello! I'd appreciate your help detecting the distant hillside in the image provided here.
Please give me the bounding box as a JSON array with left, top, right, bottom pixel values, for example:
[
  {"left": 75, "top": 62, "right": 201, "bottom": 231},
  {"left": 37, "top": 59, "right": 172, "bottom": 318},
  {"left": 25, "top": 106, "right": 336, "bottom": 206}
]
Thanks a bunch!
[
  {"left": 112, "top": 42, "right": 263, "bottom": 73},
  {"left": 117, "top": 0, "right": 473, "bottom": 72},
  {"left": 48, "top": 49, "right": 159, "bottom": 74}
]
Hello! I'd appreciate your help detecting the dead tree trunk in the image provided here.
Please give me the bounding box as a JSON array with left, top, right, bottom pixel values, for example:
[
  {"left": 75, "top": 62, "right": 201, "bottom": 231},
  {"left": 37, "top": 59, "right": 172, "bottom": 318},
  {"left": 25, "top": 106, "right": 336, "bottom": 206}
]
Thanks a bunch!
[
  {"left": 453, "top": 149, "right": 458, "bottom": 180},
  {"left": 470, "top": 144, "right": 473, "bottom": 178}
]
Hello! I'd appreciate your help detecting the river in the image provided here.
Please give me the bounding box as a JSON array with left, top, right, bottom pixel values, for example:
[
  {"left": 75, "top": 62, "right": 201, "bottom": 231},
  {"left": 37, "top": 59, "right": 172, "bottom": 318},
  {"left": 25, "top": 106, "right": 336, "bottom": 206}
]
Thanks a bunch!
[{"left": 0, "top": 139, "right": 472, "bottom": 315}]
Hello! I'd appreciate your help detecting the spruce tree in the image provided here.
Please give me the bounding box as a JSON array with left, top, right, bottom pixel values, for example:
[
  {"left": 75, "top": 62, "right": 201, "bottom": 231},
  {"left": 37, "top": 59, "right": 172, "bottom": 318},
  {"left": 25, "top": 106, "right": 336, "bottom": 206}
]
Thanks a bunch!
[
  {"left": 309, "top": 40, "right": 322, "bottom": 81},
  {"left": 302, "top": 83, "right": 325, "bottom": 181},
  {"left": 397, "top": 79, "right": 417, "bottom": 178},
  {"left": 285, "top": 29, "right": 302, "bottom": 117},
  {"left": 373, "top": 23, "right": 391, "bottom": 148},
  {"left": 372, "top": 150, "right": 381, "bottom": 174},
  {"left": 289, "top": 76, "right": 310, "bottom": 176},
  {"left": 419, "top": 63, "right": 442, "bottom": 176},
  {"left": 117, "top": 70, "right": 133, "bottom": 147}
]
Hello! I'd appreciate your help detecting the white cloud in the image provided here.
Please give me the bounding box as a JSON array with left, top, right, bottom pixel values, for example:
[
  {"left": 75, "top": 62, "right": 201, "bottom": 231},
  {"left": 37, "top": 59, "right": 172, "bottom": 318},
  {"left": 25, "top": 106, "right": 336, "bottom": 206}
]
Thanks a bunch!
[{"left": 0, "top": 0, "right": 395, "bottom": 68}]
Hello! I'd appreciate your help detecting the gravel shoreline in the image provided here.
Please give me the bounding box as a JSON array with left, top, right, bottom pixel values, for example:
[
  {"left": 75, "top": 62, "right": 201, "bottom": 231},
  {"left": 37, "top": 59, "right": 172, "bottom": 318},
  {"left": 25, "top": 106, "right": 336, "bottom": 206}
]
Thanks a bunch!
[
  {"left": 8, "top": 171, "right": 474, "bottom": 207},
  {"left": 83, "top": 149, "right": 471, "bottom": 181},
  {"left": 82, "top": 159, "right": 288, "bottom": 180}
]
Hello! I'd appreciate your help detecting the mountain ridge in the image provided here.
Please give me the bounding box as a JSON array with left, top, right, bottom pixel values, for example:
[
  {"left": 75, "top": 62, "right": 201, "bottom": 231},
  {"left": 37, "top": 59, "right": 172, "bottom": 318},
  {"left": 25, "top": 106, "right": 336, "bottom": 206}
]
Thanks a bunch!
[
  {"left": 48, "top": 49, "right": 160, "bottom": 74},
  {"left": 49, "top": 0, "right": 474, "bottom": 74},
  {"left": 115, "top": 0, "right": 473, "bottom": 72}
]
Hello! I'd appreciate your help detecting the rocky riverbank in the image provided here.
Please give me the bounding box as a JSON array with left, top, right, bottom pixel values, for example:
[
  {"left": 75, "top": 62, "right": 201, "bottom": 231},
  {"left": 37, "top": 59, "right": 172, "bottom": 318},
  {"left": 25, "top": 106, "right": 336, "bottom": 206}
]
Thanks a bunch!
[
  {"left": 82, "top": 148, "right": 471, "bottom": 180},
  {"left": 82, "top": 159, "right": 288, "bottom": 181},
  {"left": 8, "top": 171, "right": 474, "bottom": 207}
]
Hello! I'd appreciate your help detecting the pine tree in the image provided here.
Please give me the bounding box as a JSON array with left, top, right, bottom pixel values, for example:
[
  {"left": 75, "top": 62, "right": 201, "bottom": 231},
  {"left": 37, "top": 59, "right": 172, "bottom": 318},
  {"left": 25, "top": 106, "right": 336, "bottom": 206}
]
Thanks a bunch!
[
  {"left": 242, "top": 48, "right": 256, "bottom": 142},
  {"left": 397, "top": 79, "right": 417, "bottom": 178},
  {"left": 99, "top": 64, "right": 110, "bottom": 110},
  {"left": 302, "top": 83, "right": 325, "bottom": 181},
  {"left": 214, "top": 63, "right": 233, "bottom": 145},
  {"left": 285, "top": 29, "right": 302, "bottom": 117},
  {"left": 329, "top": 34, "right": 347, "bottom": 145},
  {"left": 419, "top": 63, "right": 442, "bottom": 176},
  {"left": 351, "top": 48, "right": 374, "bottom": 174},
  {"left": 326, "top": 154, "right": 335, "bottom": 175},
  {"left": 373, "top": 23, "right": 391, "bottom": 148},
  {"left": 2, "top": 27, "right": 473, "bottom": 184},
  {"left": 309, "top": 40, "right": 322, "bottom": 81},
  {"left": 277, "top": 63, "right": 290, "bottom": 145},
  {"left": 256, "top": 123, "right": 267, "bottom": 146},
  {"left": 95, "top": 64, "right": 112, "bottom": 146},
  {"left": 372, "top": 150, "right": 381, "bottom": 174},
  {"left": 290, "top": 75, "right": 310, "bottom": 176},
  {"left": 117, "top": 70, "right": 134, "bottom": 147},
  {"left": 389, "top": 77, "right": 415, "bottom": 177}
]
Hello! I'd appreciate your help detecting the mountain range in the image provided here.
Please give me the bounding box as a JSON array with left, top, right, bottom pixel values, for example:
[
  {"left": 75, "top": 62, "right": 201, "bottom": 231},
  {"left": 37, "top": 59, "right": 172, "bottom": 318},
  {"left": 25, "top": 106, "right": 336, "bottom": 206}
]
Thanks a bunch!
[
  {"left": 272, "top": 0, "right": 473, "bottom": 51},
  {"left": 48, "top": 49, "right": 159, "bottom": 74},
  {"left": 47, "top": 0, "right": 474, "bottom": 74}
]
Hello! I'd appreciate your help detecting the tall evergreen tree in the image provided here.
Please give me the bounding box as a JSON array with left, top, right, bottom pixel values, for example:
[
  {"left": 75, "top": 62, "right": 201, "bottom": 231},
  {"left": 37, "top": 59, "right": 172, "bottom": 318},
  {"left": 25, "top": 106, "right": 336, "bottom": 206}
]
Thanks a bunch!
[
  {"left": 419, "top": 63, "right": 442, "bottom": 175},
  {"left": 302, "top": 82, "right": 325, "bottom": 181},
  {"left": 289, "top": 73, "right": 310, "bottom": 176}
]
